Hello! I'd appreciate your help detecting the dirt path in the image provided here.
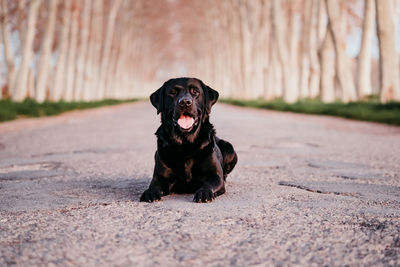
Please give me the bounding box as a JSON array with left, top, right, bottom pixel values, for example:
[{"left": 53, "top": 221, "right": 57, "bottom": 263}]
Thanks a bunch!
[{"left": 1, "top": 102, "right": 399, "bottom": 266}]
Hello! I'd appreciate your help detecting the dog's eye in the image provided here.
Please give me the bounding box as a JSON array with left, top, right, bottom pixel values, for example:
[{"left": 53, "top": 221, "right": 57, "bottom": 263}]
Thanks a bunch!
[
  {"left": 190, "top": 87, "right": 199, "bottom": 96},
  {"left": 169, "top": 89, "right": 177, "bottom": 96}
]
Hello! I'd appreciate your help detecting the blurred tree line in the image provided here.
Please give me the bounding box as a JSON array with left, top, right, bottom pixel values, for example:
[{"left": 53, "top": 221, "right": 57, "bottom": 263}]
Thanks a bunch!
[{"left": 0, "top": 0, "right": 399, "bottom": 103}]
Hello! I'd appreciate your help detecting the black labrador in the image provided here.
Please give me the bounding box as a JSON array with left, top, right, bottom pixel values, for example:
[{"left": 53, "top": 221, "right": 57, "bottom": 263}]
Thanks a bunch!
[{"left": 140, "top": 77, "right": 237, "bottom": 203}]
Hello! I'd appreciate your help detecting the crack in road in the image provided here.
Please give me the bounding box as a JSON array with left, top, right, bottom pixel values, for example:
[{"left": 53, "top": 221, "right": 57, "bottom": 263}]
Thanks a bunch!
[{"left": 278, "top": 181, "right": 361, "bottom": 198}]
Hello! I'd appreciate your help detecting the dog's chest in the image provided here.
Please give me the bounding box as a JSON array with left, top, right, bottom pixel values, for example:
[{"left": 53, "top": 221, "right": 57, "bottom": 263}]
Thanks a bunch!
[
  {"left": 158, "top": 139, "right": 214, "bottom": 182},
  {"left": 182, "top": 159, "right": 194, "bottom": 182},
  {"left": 168, "top": 157, "right": 201, "bottom": 182}
]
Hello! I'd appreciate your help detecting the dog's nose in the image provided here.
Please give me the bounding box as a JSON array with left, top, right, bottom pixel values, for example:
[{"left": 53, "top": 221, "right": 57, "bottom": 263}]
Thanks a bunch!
[{"left": 179, "top": 97, "right": 192, "bottom": 107}]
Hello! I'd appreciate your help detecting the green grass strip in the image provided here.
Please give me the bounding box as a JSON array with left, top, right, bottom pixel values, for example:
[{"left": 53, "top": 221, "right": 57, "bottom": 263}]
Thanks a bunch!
[
  {"left": 0, "top": 98, "right": 138, "bottom": 122},
  {"left": 221, "top": 98, "right": 400, "bottom": 126}
]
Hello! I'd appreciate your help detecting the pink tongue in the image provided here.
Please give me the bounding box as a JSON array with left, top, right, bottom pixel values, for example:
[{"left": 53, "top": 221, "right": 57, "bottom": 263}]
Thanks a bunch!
[{"left": 177, "top": 115, "right": 194, "bottom": 129}]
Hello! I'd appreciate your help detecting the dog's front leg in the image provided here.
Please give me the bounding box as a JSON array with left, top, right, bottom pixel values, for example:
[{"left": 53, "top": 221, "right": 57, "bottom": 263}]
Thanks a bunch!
[
  {"left": 140, "top": 178, "right": 163, "bottom": 202},
  {"left": 193, "top": 154, "right": 225, "bottom": 203},
  {"left": 193, "top": 175, "right": 224, "bottom": 203},
  {"left": 140, "top": 153, "right": 173, "bottom": 202}
]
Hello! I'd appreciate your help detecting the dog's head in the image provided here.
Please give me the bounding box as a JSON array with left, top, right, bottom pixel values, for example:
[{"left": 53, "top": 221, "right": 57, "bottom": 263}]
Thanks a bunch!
[{"left": 150, "top": 78, "right": 219, "bottom": 141}]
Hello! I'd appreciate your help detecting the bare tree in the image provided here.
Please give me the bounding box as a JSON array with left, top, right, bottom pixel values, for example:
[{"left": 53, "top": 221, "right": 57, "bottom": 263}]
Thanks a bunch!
[
  {"left": 64, "top": 0, "right": 79, "bottom": 101},
  {"left": 0, "top": 0, "right": 17, "bottom": 98},
  {"left": 299, "top": 0, "right": 313, "bottom": 98},
  {"left": 272, "top": 0, "right": 298, "bottom": 103},
  {"left": 84, "top": 0, "right": 103, "bottom": 101},
  {"left": 74, "top": 0, "right": 92, "bottom": 101},
  {"left": 17, "top": 0, "right": 26, "bottom": 44},
  {"left": 376, "top": 0, "right": 400, "bottom": 102},
  {"left": 98, "top": 0, "right": 123, "bottom": 99},
  {"left": 35, "top": 0, "right": 58, "bottom": 103},
  {"left": 52, "top": 1, "right": 71, "bottom": 101},
  {"left": 325, "top": 0, "right": 357, "bottom": 103},
  {"left": 266, "top": 36, "right": 283, "bottom": 99},
  {"left": 12, "top": 0, "right": 42, "bottom": 101},
  {"left": 357, "top": 0, "right": 375, "bottom": 100},
  {"left": 320, "top": 29, "right": 336, "bottom": 103},
  {"left": 308, "top": 0, "right": 323, "bottom": 98}
]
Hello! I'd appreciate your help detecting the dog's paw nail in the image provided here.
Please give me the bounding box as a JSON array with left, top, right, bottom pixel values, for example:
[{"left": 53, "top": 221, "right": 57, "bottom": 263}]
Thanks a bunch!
[
  {"left": 140, "top": 188, "right": 163, "bottom": 203},
  {"left": 194, "top": 188, "right": 214, "bottom": 203}
]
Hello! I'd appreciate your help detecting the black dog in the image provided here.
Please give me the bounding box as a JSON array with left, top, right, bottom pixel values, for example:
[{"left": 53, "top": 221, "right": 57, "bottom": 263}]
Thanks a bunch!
[{"left": 140, "top": 78, "right": 237, "bottom": 203}]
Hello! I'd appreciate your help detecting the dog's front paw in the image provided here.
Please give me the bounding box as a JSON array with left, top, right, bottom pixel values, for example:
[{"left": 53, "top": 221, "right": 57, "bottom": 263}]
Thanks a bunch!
[
  {"left": 193, "top": 187, "right": 215, "bottom": 203},
  {"left": 140, "top": 186, "right": 162, "bottom": 202}
]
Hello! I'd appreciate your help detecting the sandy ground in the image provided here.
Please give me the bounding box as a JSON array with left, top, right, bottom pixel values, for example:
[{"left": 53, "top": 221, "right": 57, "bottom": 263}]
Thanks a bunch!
[{"left": 0, "top": 102, "right": 399, "bottom": 266}]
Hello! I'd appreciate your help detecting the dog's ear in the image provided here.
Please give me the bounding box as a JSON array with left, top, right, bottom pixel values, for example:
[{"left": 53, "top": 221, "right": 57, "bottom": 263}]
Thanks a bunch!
[
  {"left": 150, "top": 81, "right": 168, "bottom": 114},
  {"left": 201, "top": 81, "right": 219, "bottom": 114}
]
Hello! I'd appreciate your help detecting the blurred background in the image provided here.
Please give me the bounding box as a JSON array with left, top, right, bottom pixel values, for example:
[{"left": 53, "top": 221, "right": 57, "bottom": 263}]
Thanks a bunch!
[{"left": 1, "top": 0, "right": 400, "bottom": 104}]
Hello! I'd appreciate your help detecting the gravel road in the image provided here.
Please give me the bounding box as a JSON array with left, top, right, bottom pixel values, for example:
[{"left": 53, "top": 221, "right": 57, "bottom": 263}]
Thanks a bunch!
[{"left": 1, "top": 102, "right": 399, "bottom": 266}]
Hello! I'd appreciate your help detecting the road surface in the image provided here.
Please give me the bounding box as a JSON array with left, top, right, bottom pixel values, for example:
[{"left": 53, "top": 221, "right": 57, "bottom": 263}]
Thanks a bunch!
[{"left": 1, "top": 102, "right": 399, "bottom": 266}]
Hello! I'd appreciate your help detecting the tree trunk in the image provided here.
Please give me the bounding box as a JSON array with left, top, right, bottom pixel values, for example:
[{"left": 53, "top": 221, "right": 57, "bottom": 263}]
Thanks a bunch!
[
  {"left": 317, "top": 0, "right": 327, "bottom": 47},
  {"left": 35, "top": 0, "right": 58, "bottom": 103},
  {"left": 51, "top": 1, "right": 71, "bottom": 101},
  {"left": 27, "top": 68, "right": 34, "bottom": 98},
  {"left": 114, "top": 32, "right": 130, "bottom": 99},
  {"left": 74, "top": 0, "right": 92, "bottom": 101},
  {"left": 252, "top": 0, "right": 269, "bottom": 99},
  {"left": 17, "top": 0, "right": 26, "bottom": 46},
  {"left": 272, "top": 0, "right": 298, "bottom": 103},
  {"left": 268, "top": 37, "right": 283, "bottom": 99},
  {"left": 84, "top": 0, "right": 103, "bottom": 101},
  {"left": 376, "top": 0, "right": 400, "bottom": 102},
  {"left": 105, "top": 30, "right": 123, "bottom": 99},
  {"left": 229, "top": 0, "right": 245, "bottom": 99},
  {"left": 12, "top": 0, "right": 42, "bottom": 101},
  {"left": 237, "top": 1, "right": 248, "bottom": 99},
  {"left": 325, "top": 0, "right": 357, "bottom": 102},
  {"left": 0, "top": 0, "right": 17, "bottom": 98},
  {"left": 263, "top": 1, "right": 275, "bottom": 100},
  {"left": 287, "top": 2, "right": 299, "bottom": 101},
  {"left": 320, "top": 28, "right": 336, "bottom": 103},
  {"left": 98, "top": 0, "right": 123, "bottom": 99},
  {"left": 64, "top": 1, "right": 79, "bottom": 101},
  {"left": 308, "top": 0, "right": 322, "bottom": 98},
  {"left": 357, "top": 0, "right": 375, "bottom": 99},
  {"left": 299, "top": 0, "right": 312, "bottom": 98}
]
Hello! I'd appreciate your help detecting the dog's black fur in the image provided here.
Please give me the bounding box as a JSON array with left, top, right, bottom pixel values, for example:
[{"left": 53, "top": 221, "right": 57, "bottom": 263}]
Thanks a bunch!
[{"left": 140, "top": 77, "right": 237, "bottom": 203}]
